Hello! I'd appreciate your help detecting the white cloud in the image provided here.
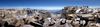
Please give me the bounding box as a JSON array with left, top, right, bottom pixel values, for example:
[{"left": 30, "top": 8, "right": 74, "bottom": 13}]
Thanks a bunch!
[
  {"left": 30, "top": 6, "right": 64, "bottom": 10},
  {"left": 0, "top": 6, "right": 64, "bottom": 10},
  {"left": 89, "top": 6, "right": 100, "bottom": 8}
]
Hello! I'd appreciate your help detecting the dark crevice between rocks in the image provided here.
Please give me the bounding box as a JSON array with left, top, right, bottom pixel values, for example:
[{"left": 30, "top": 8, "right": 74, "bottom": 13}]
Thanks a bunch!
[
  {"left": 4, "top": 22, "right": 15, "bottom": 27},
  {"left": 29, "top": 22, "right": 43, "bottom": 27}
]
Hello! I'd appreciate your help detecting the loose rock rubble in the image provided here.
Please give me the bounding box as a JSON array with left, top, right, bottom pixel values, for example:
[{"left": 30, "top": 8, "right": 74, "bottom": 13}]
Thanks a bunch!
[{"left": 0, "top": 6, "right": 100, "bottom": 27}]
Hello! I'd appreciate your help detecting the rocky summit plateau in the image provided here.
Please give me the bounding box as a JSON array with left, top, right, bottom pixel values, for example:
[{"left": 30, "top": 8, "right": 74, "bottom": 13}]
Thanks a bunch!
[{"left": 0, "top": 6, "right": 100, "bottom": 27}]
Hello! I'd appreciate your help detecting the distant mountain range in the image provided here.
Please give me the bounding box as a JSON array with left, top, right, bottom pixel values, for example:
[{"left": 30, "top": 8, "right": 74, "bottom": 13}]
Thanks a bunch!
[{"left": 48, "top": 9, "right": 62, "bottom": 14}]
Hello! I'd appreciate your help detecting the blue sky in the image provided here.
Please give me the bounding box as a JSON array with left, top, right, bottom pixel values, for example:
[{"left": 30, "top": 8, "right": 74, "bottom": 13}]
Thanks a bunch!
[{"left": 0, "top": 0, "right": 100, "bottom": 10}]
